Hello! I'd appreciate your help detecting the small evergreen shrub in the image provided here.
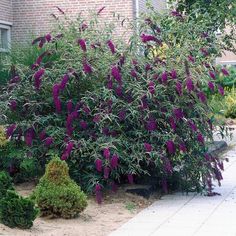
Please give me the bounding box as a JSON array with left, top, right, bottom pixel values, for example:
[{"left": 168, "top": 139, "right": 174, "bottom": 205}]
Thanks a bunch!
[
  {"left": 0, "top": 171, "right": 14, "bottom": 198},
  {"left": 32, "top": 156, "right": 87, "bottom": 218},
  {"left": 0, "top": 190, "right": 38, "bottom": 229}
]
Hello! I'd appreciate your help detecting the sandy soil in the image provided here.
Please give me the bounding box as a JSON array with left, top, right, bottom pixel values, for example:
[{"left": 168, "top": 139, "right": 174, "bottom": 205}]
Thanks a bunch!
[{"left": 0, "top": 183, "right": 159, "bottom": 236}]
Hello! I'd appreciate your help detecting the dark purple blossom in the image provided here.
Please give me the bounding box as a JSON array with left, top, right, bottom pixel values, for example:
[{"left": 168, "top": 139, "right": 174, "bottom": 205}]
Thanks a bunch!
[
  {"left": 45, "top": 33, "right": 52, "bottom": 42},
  {"left": 34, "top": 68, "right": 45, "bottom": 90},
  {"left": 39, "top": 130, "right": 47, "bottom": 141},
  {"left": 171, "top": 10, "right": 182, "bottom": 18},
  {"left": 44, "top": 137, "right": 54, "bottom": 147},
  {"left": 148, "top": 81, "right": 155, "bottom": 94},
  {"left": 111, "top": 154, "right": 119, "bottom": 169},
  {"left": 115, "top": 86, "right": 123, "bottom": 97},
  {"left": 104, "top": 167, "right": 110, "bottom": 179},
  {"left": 9, "top": 100, "right": 17, "bottom": 111},
  {"left": 209, "top": 71, "right": 216, "bottom": 80},
  {"left": 95, "top": 159, "right": 103, "bottom": 172},
  {"left": 197, "top": 133, "right": 204, "bottom": 144},
  {"left": 188, "top": 120, "right": 197, "bottom": 132},
  {"left": 175, "top": 82, "right": 182, "bottom": 96},
  {"left": 54, "top": 97, "right": 62, "bottom": 113},
  {"left": 170, "top": 69, "right": 177, "bottom": 79},
  {"left": 186, "top": 78, "right": 194, "bottom": 92},
  {"left": 107, "top": 79, "right": 113, "bottom": 89},
  {"left": 93, "top": 114, "right": 101, "bottom": 123},
  {"left": 218, "top": 85, "right": 224, "bottom": 96},
  {"left": 188, "top": 55, "right": 195, "bottom": 63},
  {"left": 118, "top": 110, "right": 126, "bottom": 121},
  {"left": 179, "top": 143, "right": 187, "bottom": 152},
  {"left": 163, "top": 157, "right": 173, "bottom": 174},
  {"left": 130, "top": 69, "right": 138, "bottom": 79},
  {"left": 221, "top": 68, "right": 229, "bottom": 76},
  {"left": 166, "top": 140, "right": 175, "bottom": 154},
  {"left": 144, "top": 143, "right": 152, "bottom": 152},
  {"left": 6, "top": 124, "right": 16, "bottom": 138},
  {"left": 107, "top": 40, "right": 116, "bottom": 54},
  {"left": 67, "top": 100, "right": 73, "bottom": 114},
  {"left": 10, "top": 76, "right": 20, "bottom": 84},
  {"left": 95, "top": 184, "right": 102, "bottom": 204},
  {"left": 141, "top": 33, "right": 157, "bottom": 43},
  {"left": 198, "top": 91, "right": 207, "bottom": 103},
  {"left": 173, "top": 108, "right": 184, "bottom": 120},
  {"left": 78, "top": 39, "right": 87, "bottom": 52},
  {"left": 169, "top": 117, "right": 176, "bottom": 131},
  {"left": 111, "top": 66, "right": 122, "bottom": 82},
  {"left": 61, "top": 141, "right": 74, "bottom": 160},
  {"left": 201, "top": 48, "right": 209, "bottom": 57},
  {"left": 103, "top": 148, "right": 110, "bottom": 159},
  {"left": 60, "top": 74, "right": 70, "bottom": 90},
  {"left": 83, "top": 61, "right": 92, "bottom": 74},
  {"left": 208, "top": 81, "right": 215, "bottom": 91},
  {"left": 161, "top": 71, "right": 168, "bottom": 84},
  {"left": 146, "top": 119, "right": 157, "bottom": 131},
  {"left": 25, "top": 128, "right": 35, "bottom": 147},
  {"left": 80, "top": 120, "right": 88, "bottom": 129}
]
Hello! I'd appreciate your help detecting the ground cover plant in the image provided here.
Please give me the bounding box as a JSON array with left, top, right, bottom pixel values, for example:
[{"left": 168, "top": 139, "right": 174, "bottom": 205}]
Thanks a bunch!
[{"left": 0, "top": 5, "right": 234, "bottom": 202}]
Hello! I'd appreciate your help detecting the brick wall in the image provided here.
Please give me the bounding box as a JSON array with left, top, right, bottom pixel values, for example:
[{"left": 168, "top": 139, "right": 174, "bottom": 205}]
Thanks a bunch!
[
  {"left": 138, "top": 0, "right": 166, "bottom": 13},
  {"left": 0, "top": 0, "right": 13, "bottom": 23},
  {"left": 11, "top": 0, "right": 134, "bottom": 43}
]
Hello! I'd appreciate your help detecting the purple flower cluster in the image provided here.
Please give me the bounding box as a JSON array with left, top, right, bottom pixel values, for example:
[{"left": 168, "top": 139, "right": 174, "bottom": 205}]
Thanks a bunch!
[{"left": 61, "top": 141, "right": 74, "bottom": 160}]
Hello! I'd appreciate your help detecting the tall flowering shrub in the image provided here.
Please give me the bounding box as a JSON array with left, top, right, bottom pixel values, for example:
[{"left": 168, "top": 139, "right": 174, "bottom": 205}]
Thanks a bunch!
[{"left": 0, "top": 7, "right": 230, "bottom": 198}]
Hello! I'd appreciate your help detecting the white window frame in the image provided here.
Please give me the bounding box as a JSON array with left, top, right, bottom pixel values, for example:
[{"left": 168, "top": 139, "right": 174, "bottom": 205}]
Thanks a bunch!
[{"left": 0, "top": 20, "right": 12, "bottom": 52}]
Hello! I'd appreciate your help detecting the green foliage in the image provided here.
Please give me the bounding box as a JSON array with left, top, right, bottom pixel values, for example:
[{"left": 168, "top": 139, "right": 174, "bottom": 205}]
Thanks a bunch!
[
  {"left": 32, "top": 156, "right": 87, "bottom": 218},
  {"left": 0, "top": 190, "right": 38, "bottom": 229},
  {"left": 0, "top": 171, "right": 14, "bottom": 198}
]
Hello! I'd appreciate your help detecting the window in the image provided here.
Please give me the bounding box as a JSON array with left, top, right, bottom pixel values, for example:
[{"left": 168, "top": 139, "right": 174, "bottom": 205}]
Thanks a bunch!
[{"left": 0, "top": 23, "right": 11, "bottom": 52}]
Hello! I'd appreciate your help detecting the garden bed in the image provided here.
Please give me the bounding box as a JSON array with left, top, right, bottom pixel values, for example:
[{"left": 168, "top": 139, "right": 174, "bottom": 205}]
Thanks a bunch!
[{"left": 0, "top": 182, "right": 159, "bottom": 236}]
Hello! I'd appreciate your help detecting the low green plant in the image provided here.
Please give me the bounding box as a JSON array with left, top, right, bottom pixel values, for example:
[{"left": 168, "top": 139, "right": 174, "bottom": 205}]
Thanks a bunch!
[
  {"left": 0, "top": 171, "right": 14, "bottom": 198},
  {"left": 0, "top": 190, "right": 38, "bottom": 229},
  {"left": 32, "top": 156, "right": 87, "bottom": 219}
]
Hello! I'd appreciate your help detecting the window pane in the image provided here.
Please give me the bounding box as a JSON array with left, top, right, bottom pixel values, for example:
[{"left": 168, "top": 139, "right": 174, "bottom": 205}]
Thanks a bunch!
[{"left": 0, "top": 28, "right": 9, "bottom": 49}]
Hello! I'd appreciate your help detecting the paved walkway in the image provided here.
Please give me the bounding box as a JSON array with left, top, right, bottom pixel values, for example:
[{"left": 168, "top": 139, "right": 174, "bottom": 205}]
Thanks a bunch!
[{"left": 110, "top": 132, "right": 236, "bottom": 236}]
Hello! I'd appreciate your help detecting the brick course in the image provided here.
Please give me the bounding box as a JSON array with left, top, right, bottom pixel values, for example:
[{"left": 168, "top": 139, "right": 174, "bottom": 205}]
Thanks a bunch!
[{"left": 0, "top": 0, "right": 13, "bottom": 23}]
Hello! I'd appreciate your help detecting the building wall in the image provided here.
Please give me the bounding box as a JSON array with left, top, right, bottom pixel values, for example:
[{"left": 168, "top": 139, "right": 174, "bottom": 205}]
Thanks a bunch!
[
  {"left": 0, "top": 0, "right": 13, "bottom": 23},
  {"left": 11, "top": 0, "right": 134, "bottom": 43},
  {"left": 138, "top": 0, "right": 166, "bottom": 13}
]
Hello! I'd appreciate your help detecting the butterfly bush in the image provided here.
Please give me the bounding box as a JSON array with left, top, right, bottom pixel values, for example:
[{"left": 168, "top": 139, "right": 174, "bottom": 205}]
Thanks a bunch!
[{"left": 0, "top": 7, "right": 231, "bottom": 199}]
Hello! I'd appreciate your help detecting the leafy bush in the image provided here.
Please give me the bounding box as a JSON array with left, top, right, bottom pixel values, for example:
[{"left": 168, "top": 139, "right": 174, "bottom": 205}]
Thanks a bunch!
[
  {"left": 0, "top": 7, "right": 231, "bottom": 197},
  {"left": 32, "top": 156, "right": 87, "bottom": 218},
  {"left": 0, "top": 190, "right": 38, "bottom": 229},
  {"left": 0, "top": 171, "right": 14, "bottom": 198}
]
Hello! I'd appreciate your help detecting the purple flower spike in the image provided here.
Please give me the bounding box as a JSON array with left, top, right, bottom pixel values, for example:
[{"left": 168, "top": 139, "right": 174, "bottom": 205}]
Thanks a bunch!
[
  {"left": 148, "top": 81, "right": 155, "bottom": 94},
  {"left": 188, "top": 120, "right": 197, "bottom": 132},
  {"left": 221, "top": 68, "right": 229, "bottom": 76},
  {"left": 179, "top": 143, "right": 187, "bottom": 152},
  {"left": 44, "top": 137, "right": 54, "bottom": 147},
  {"left": 52, "top": 84, "right": 61, "bottom": 98},
  {"left": 175, "top": 82, "right": 182, "bottom": 96},
  {"left": 80, "top": 120, "right": 88, "bottom": 130},
  {"left": 186, "top": 78, "right": 194, "bottom": 92},
  {"left": 95, "top": 159, "right": 103, "bottom": 172},
  {"left": 161, "top": 71, "right": 168, "bottom": 84},
  {"left": 198, "top": 91, "right": 207, "bottom": 103},
  {"left": 208, "top": 81, "right": 215, "bottom": 91},
  {"left": 169, "top": 117, "right": 176, "bottom": 131},
  {"left": 67, "top": 100, "right": 73, "bottom": 114},
  {"left": 173, "top": 108, "right": 184, "bottom": 120},
  {"left": 170, "top": 69, "right": 177, "bottom": 79},
  {"left": 111, "top": 66, "right": 122, "bottom": 82},
  {"left": 146, "top": 119, "right": 157, "bottom": 131},
  {"left": 188, "top": 55, "right": 195, "bottom": 63},
  {"left": 54, "top": 97, "right": 62, "bottom": 113},
  {"left": 166, "top": 140, "right": 175, "bottom": 154},
  {"left": 197, "top": 133, "right": 204, "bottom": 144},
  {"left": 218, "top": 85, "right": 224, "bottom": 96},
  {"left": 144, "top": 143, "right": 152, "bottom": 152},
  {"left": 111, "top": 154, "right": 119, "bottom": 169},
  {"left": 66, "top": 141, "right": 74, "bottom": 156},
  {"left": 39, "top": 130, "right": 47, "bottom": 141},
  {"left": 141, "top": 33, "right": 157, "bottom": 43},
  {"left": 83, "top": 61, "right": 92, "bottom": 74},
  {"left": 127, "top": 174, "right": 134, "bottom": 184},
  {"left": 60, "top": 74, "right": 70, "bottom": 90},
  {"left": 103, "top": 148, "right": 110, "bottom": 159},
  {"left": 45, "top": 33, "right": 52, "bottom": 42},
  {"left": 209, "top": 71, "right": 216, "bottom": 80},
  {"left": 78, "top": 39, "right": 87, "bottom": 52},
  {"left": 104, "top": 167, "right": 110, "bottom": 179},
  {"left": 34, "top": 68, "right": 45, "bottom": 90},
  {"left": 6, "top": 124, "right": 17, "bottom": 138},
  {"left": 93, "top": 114, "right": 101, "bottom": 123},
  {"left": 115, "top": 86, "right": 123, "bottom": 97},
  {"left": 130, "top": 69, "right": 138, "bottom": 79},
  {"left": 95, "top": 184, "right": 102, "bottom": 204},
  {"left": 107, "top": 40, "right": 116, "bottom": 54},
  {"left": 9, "top": 100, "right": 17, "bottom": 111},
  {"left": 118, "top": 110, "right": 126, "bottom": 121},
  {"left": 25, "top": 129, "right": 34, "bottom": 147},
  {"left": 107, "top": 79, "right": 113, "bottom": 89}
]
